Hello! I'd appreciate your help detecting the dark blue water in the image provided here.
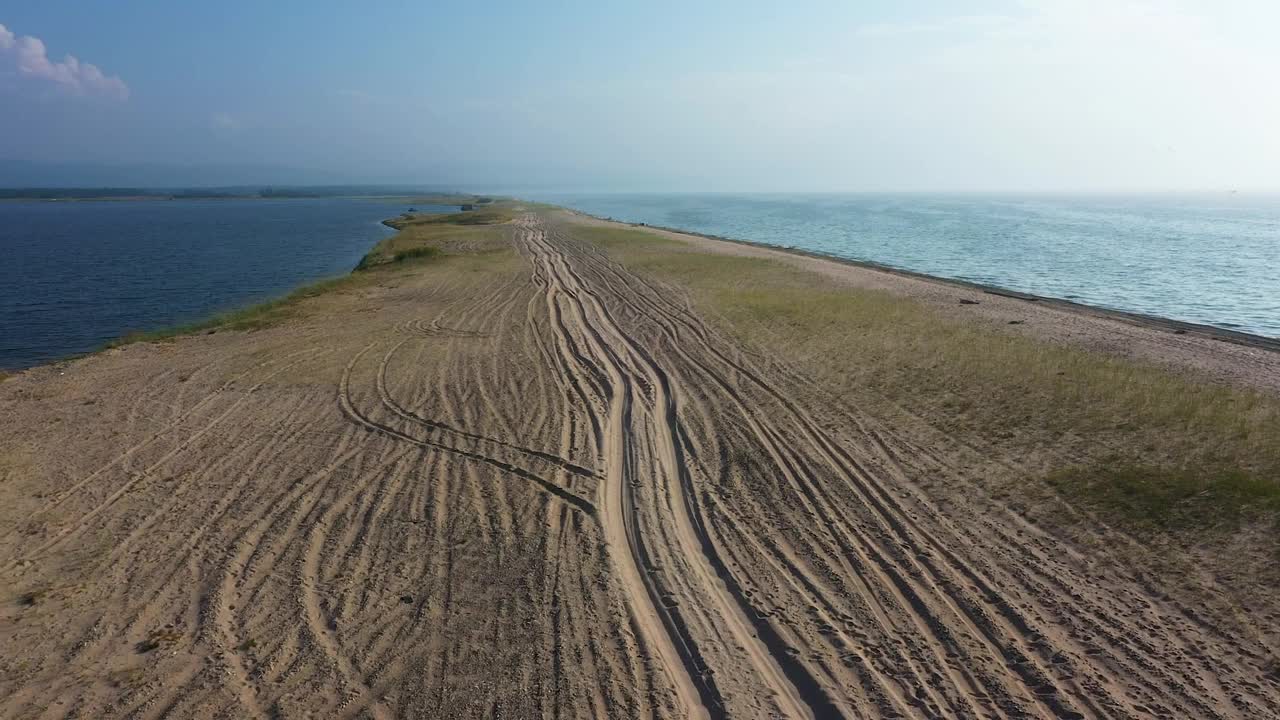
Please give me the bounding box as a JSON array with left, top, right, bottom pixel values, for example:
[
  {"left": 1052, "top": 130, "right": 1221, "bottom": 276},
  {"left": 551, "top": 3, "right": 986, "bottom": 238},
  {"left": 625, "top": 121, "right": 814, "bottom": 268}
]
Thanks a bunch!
[
  {"left": 544, "top": 193, "right": 1280, "bottom": 338},
  {"left": 0, "top": 198, "right": 440, "bottom": 369}
]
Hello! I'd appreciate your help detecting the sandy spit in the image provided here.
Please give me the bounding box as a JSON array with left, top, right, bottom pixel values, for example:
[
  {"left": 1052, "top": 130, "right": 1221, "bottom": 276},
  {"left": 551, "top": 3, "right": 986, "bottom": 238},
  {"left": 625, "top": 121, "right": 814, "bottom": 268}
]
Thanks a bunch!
[{"left": 1, "top": 211, "right": 1277, "bottom": 719}]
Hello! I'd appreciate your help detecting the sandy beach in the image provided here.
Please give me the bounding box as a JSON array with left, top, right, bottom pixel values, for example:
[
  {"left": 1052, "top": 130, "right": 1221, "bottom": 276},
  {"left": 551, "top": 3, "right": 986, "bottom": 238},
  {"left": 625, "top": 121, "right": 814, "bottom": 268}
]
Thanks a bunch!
[{"left": 2, "top": 206, "right": 1278, "bottom": 719}]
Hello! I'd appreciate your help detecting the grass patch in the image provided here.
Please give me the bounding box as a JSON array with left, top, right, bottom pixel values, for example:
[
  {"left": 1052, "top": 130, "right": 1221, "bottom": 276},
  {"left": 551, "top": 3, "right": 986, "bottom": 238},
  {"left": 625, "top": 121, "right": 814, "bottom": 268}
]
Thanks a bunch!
[
  {"left": 1049, "top": 462, "right": 1280, "bottom": 533},
  {"left": 391, "top": 246, "right": 442, "bottom": 263},
  {"left": 107, "top": 275, "right": 358, "bottom": 347},
  {"left": 575, "top": 223, "right": 1280, "bottom": 539},
  {"left": 356, "top": 244, "right": 442, "bottom": 271},
  {"left": 385, "top": 207, "right": 513, "bottom": 229},
  {"left": 359, "top": 207, "right": 513, "bottom": 270}
]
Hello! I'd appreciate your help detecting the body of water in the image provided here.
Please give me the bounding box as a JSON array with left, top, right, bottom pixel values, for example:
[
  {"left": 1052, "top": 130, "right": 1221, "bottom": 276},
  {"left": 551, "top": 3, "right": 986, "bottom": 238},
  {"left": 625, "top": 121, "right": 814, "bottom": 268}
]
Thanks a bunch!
[
  {"left": 547, "top": 193, "right": 1280, "bottom": 338},
  {"left": 0, "top": 198, "right": 438, "bottom": 369}
]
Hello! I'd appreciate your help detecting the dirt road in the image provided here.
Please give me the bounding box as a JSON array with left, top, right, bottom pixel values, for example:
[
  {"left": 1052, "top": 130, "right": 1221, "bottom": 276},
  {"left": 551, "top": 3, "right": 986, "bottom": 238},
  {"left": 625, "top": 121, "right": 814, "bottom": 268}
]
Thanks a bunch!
[{"left": 2, "top": 213, "right": 1277, "bottom": 718}]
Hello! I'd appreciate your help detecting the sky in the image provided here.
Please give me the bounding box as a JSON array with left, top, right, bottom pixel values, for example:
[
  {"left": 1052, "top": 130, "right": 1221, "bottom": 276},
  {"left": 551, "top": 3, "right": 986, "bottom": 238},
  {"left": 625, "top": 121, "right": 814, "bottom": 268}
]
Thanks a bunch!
[{"left": 2, "top": 0, "right": 1278, "bottom": 191}]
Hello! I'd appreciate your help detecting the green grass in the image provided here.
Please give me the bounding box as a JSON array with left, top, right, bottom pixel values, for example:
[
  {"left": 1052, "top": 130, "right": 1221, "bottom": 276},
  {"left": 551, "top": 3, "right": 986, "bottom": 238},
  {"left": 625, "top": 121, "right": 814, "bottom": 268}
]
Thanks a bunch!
[
  {"left": 385, "top": 207, "right": 513, "bottom": 229},
  {"left": 358, "top": 207, "right": 514, "bottom": 270},
  {"left": 1049, "top": 463, "right": 1280, "bottom": 532},
  {"left": 391, "top": 246, "right": 442, "bottom": 263},
  {"left": 355, "top": 243, "right": 443, "bottom": 271},
  {"left": 575, "top": 223, "right": 1280, "bottom": 539}
]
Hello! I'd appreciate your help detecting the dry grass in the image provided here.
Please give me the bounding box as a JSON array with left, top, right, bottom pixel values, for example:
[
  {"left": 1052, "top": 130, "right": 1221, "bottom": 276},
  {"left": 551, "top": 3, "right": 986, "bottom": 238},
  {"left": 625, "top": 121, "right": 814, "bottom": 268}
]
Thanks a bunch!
[
  {"left": 358, "top": 207, "right": 514, "bottom": 269},
  {"left": 106, "top": 275, "right": 360, "bottom": 345},
  {"left": 577, "top": 224, "right": 1280, "bottom": 539}
]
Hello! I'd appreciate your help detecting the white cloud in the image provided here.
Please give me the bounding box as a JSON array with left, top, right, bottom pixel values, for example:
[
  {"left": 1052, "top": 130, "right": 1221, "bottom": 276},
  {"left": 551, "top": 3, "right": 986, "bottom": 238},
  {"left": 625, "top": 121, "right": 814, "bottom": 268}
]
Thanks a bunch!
[{"left": 0, "top": 23, "right": 129, "bottom": 99}]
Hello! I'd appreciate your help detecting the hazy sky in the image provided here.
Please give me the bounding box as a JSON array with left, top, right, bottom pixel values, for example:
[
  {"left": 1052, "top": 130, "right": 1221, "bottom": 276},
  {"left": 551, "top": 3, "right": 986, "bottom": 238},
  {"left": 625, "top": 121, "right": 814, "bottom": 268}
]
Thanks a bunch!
[{"left": 2, "top": 1, "right": 1278, "bottom": 190}]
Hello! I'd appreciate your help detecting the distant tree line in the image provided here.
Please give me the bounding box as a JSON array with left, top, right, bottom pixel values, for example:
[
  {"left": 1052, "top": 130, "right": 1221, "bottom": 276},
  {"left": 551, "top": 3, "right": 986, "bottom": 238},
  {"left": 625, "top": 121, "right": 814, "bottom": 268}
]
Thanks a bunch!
[
  {"left": 0, "top": 188, "right": 154, "bottom": 199},
  {"left": 0, "top": 186, "right": 497, "bottom": 201},
  {"left": 0, "top": 187, "right": 238, "bottom": 199}
]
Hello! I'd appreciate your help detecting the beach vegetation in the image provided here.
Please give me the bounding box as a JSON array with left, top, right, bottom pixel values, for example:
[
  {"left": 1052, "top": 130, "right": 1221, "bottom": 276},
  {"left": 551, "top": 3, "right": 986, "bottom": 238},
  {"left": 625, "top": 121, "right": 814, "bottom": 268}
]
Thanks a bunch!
[
  {"left": 106, "top": 275, "right": 359, "bottom": 346},
  {"left": 387, "top": 207, "right": 513, "bottom": 228},
  {"left": 1047, "top": 462, "right": 1280, "bottom": 532},
  {"left": 578, "top": 224, "right": 1280, "bottom": 541},
  {"left": 391, "top": 246, "right": 442, "bottom": 264},
  {"left": 357, "top": 206, "right": 514, "bottom": 270}
]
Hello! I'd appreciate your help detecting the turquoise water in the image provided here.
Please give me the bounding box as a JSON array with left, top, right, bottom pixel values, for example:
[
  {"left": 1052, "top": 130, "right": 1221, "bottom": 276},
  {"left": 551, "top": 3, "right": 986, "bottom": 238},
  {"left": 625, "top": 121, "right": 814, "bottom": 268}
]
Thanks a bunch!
[
  {"left": 544, "top": 194, "right": 1280, "bottom": 338},
  {"left": 0, "top": 198, "right": 445, "bottom": 369}
]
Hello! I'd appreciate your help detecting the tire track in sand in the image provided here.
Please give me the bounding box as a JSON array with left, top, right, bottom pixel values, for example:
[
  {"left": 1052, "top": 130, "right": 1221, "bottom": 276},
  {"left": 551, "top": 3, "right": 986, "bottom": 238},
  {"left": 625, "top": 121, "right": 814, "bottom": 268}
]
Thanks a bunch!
[
  {"left": 376, "top": 337, "right": 596, "bottom": 480},
  {"left": 562, "top": 216, "right": 1278, "bottom": 718},
  {"left": 523, "top": 219, "right": 832, "bottom": 719},
  {"left": 339, "top": 342, "right": 596, "bottom": 517},
  {"left": 573, "top": 231, "right": 1097, "bottom": 716},
  {"left": 4, "top": 349, "right": 325, "bottom": 573}
]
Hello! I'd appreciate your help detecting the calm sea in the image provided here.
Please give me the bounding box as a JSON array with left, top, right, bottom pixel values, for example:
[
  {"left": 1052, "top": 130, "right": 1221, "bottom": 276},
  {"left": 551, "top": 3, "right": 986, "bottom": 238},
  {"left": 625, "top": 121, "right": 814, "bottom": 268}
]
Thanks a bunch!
[
  {"left": 544, "top": 193, "right": 1280, "bottom": 339},
  {"left": 0, "top": 198, "right": 440, "bottom": 370}
]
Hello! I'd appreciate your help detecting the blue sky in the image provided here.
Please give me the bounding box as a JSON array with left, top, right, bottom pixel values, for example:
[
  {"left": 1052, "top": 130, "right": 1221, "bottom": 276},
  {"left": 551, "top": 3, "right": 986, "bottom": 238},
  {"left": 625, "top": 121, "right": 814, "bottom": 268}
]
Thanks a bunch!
[{"left": 2, "top": 1, "right": 1278, "bottom": 190}]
